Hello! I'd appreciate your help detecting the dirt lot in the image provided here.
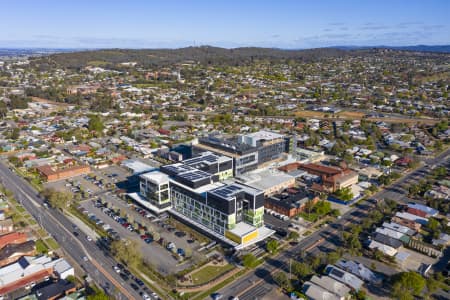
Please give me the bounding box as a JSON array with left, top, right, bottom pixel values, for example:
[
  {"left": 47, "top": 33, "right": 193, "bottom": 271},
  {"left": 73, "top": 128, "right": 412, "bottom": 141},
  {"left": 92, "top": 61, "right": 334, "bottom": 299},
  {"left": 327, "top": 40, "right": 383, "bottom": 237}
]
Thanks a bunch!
[{"left": 295, "top": 110, "right": 439, "bottom": 125}]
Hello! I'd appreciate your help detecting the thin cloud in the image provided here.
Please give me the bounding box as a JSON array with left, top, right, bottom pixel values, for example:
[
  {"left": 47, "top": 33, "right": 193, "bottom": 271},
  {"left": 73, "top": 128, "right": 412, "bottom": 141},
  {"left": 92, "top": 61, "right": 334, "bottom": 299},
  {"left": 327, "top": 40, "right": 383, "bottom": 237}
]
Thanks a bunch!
[
  {"left": 328, "top": 22, "right": 345, "bottom": 26},
  {"left": 360, "top": 25, "right": 390, "bottom": 31}
]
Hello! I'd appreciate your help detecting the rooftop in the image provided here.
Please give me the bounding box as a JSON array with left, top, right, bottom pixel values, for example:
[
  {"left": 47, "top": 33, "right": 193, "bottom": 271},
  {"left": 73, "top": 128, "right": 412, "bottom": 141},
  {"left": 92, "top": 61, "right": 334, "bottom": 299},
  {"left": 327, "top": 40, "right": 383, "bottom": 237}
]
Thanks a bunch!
[
  {"left": 182, "top": 151, "right": 232, "bottom": 168},
  {"left": 242, "top": 130, "right": 284, "bottom": 142},
  {"left": 35, "top": 280, "right": 75, "bottom": 300},
  {"left": 237, "top": 169, "right": 294, "bottom": 192},
  {"left": 325, "top": 264, "right": 364, "bottom": 291},
  {"left": 310, "top": 275, "right": 351, "bottom": 297},
  {"left": 208, "top": 182, "right": 262, "bottom": 200},
  {"left": 299, "top": 163, "right": 343, "bottom": 177},
  {"left": 227, "top": 222, "right": 255, "bottom": 237},
  {"left": 198, "top": 135, "right": 255, "bottom": 155},
  {"left": 121, "top": 159, "right": 155, "bottom": 174},
  {"left": 0, "top": 240, "right": 35, "bottom": 262},
  {"left": 140, "top": 171, "right": 170, "bottom": 185},
  {"left": 266, "top": 189, "right": 312, "bottom": 210}
]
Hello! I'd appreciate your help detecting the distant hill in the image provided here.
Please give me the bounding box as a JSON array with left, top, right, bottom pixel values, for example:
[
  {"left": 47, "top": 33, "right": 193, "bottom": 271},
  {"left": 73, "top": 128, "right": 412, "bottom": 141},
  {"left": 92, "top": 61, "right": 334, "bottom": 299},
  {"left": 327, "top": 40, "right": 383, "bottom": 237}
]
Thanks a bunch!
[
  {"left": 30, "top": 45, "right": 450, "bottom": 69},
  {"left": 333, "top": 45, "right": 450, "bottom": 53},
  {"left": 30, "top": 46, "right": 355, "bottom": 69}
]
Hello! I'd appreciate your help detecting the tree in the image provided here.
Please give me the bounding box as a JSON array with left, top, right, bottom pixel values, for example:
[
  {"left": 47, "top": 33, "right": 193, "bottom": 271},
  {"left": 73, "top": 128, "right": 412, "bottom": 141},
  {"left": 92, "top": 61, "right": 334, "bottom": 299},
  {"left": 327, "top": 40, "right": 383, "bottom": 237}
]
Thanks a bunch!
[
  {"left": 110, "top": 239, "right": 142, "bottom": 268},
  {"left": 242, "top": 253, "right": 259, "bottom": 268},
  {"left": 354, "top": 289, "right": 367, "bottom": 300},
  {"left": 334, "top": 187, "right": 354, "bottom": 202},
  {"left": 266, "top": 239, "right": 279, "bottom": 254},
  {"left": 391, "top": 271, "right": 426, "bottom": 300},
  {"left": 9, "top": 127, "right": 20, "bottom": 140},
  {"left": 41, "top": 188, "right": 73, "bottom": 209},
  {"left": 152, "top": 231, "right": 160, "bottom": 241},
  {"left": 425, "top": 277, "right": 439, "bottom": 298},
  {"left": 88, "top": 114, "right": 104, "bottom": 134},
  {"left": 325, "top": 251, "right": 341, "bottom": 265},
  {"left": 291, "top": 261, "right": 312, "bottom": 279},
  {"left": 288, "top": 231, "right": 300, "bottom": 241},
  {"left": 273, "top": 272, "right": 292, "bottom": 292}
]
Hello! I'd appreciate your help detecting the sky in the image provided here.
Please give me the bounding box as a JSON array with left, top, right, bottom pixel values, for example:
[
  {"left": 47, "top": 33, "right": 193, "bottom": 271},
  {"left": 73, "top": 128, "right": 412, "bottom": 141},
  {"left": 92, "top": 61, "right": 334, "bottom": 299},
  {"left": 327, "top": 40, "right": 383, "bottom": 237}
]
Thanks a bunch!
[{"left": 0, "top": 0, "right": 449, "bottom": 49}]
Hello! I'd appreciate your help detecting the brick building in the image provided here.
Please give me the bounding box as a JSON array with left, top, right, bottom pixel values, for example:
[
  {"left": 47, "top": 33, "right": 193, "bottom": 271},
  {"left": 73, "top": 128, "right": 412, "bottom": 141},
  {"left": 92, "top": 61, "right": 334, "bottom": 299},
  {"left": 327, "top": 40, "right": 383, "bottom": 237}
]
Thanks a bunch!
[
  {"left": 265, "top": 189, "right": 319, "bottom": 218},
  {"left": 297, "top": 163, "right": 358, "bottom": 192},
  {"left": 36, "top": 164, "right": 90, "bottom": 182}
]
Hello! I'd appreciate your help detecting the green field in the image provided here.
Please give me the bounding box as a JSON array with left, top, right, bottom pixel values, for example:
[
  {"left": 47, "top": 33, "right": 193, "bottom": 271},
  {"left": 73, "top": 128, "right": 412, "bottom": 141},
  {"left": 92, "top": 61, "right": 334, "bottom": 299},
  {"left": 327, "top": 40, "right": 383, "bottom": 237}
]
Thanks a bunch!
[
  {"left": 44, "top": 237, "right": 59, "bottom": 250},
  {"left": 190, "top": 264, "right": 234, "bottom": 285}
]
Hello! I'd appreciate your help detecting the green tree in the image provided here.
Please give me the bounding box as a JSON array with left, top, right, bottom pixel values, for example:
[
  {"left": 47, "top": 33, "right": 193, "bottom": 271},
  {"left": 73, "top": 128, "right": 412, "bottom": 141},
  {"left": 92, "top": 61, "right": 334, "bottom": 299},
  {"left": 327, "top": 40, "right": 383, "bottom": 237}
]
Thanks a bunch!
[
  {"left": 391, "top": 271, "right": 426, "bottom": 300},
  {"left": 41, "top": 188, "right": 73, "bottom": 209},
  {"left": 334, "top": 187, "right": 354, "bottom": 202},
  {"left": 242, "top": 253, "right": 259, "bottom": 268},
  {"left": 425, "top": 277, "right": 439, "bottom": 298},
  {"left": 325, "top": 251, "right": 341, "bottom": 265},
  {"left": 110, "top": 239, "right": 142, "bottom": 269},
  {"left": 288, "top": 231, "right": 300, "bottom": 241},
  {"left": 273, "top": 271, "right": 292, "bottom": 292},
  {"left": 266, "top": 239, "right": 279, "bottom": 254},
  {"left": 354, "top": 289, "right": 367, "bottom": 300},
  {"left": 291, "top": 261, "right": 313, "bottom": 279},
  {"left": 88, "top": 114, "right": 104, "bottom": 134}
]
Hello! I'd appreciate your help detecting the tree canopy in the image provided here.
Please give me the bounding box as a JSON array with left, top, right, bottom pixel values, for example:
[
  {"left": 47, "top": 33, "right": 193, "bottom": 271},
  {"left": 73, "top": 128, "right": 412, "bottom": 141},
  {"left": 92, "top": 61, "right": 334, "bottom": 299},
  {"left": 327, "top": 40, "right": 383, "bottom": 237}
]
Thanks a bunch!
[
  {"left": 391, "top": 271, "right": 426, "bottom": 300},
  {"left": 88, "top": 114, "right": 104, "bottom": 134}
]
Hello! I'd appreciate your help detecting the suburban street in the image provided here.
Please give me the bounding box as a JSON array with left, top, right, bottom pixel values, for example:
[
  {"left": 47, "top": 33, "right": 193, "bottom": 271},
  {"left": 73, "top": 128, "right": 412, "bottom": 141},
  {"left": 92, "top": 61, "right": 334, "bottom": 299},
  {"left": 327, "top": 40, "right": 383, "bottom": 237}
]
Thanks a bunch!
[
  {"left": 0, "top": 160, "right": 140, "bottom": 300},
  {"left": 216, "top": 147, "right": 450, "bottom": 300}
]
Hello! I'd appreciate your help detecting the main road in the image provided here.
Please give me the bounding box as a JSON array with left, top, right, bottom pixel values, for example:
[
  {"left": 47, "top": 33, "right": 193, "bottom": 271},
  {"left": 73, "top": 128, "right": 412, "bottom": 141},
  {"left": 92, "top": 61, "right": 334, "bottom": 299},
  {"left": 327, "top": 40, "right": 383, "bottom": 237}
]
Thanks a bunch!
[
  {"left": 216, "top": 147, "right": 450, "bottom": 300},
  {"left": 0, "top": 161, "right": 140, "bottom": 300}
]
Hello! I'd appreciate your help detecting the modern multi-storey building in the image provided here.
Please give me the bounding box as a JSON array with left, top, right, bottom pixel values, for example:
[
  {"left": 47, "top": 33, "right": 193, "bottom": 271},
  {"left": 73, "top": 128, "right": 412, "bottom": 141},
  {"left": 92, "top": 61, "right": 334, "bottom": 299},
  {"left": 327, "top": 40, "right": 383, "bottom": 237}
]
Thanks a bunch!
[
  {"left": 193, "top": 130, "right": 288, "bottom": 176},
  {"left": 182, "top": 151, "right": 233, "bottom": 180},
  {"left": 130, "top": 154, "right": 273, "bottom": 249}
]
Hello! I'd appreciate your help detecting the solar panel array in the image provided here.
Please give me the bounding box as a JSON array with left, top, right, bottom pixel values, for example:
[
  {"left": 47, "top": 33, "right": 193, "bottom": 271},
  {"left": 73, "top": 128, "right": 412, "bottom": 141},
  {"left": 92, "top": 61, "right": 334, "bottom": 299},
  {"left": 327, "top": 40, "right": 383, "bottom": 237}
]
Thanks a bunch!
[
  {"left": 177, "top": 169, "right": 212, "bottom": 182},
  {"left": 184, "top": 153, "right": 219, "bottom": 166},
  {"left": 210, "top": 184, "right": 243, "bottom": 199},
  {"left": 162, "top": 163, "right": 193, "bottom": 175},
  {"left": 161, "top": 163, "right": 213, "bottom": 183},
  {"left": 330, "top": 268, "right": 345, "bottom": 278}
]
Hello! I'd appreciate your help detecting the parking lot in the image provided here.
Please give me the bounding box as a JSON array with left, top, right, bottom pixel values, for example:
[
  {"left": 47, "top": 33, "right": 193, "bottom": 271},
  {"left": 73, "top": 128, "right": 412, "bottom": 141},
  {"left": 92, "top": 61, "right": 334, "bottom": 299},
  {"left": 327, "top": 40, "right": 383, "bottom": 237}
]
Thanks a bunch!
[
  {"left": 78, "top": 193, "right": 206, "bottom": 275},
  {"left": 44, "top": 164, "right": 137, "bottom": 197}
]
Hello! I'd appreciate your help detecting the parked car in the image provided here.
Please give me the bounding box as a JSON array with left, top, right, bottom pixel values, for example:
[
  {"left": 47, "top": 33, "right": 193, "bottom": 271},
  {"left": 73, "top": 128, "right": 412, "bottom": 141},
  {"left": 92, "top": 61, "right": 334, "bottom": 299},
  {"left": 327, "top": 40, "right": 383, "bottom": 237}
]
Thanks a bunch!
[
  {"left": 120, "top": 273, "right": 129, "bottom": 281},
  {"left": 135, "top": 278, "right": 144, "bottom": 286}
]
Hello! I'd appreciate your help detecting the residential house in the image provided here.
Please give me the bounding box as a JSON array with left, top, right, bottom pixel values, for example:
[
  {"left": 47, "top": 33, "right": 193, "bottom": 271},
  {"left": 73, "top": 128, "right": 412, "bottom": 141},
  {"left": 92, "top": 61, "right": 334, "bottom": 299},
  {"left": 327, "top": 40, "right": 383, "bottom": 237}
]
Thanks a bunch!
[{"left": 325, "top": 265, "right": 364, "bottom": 291}]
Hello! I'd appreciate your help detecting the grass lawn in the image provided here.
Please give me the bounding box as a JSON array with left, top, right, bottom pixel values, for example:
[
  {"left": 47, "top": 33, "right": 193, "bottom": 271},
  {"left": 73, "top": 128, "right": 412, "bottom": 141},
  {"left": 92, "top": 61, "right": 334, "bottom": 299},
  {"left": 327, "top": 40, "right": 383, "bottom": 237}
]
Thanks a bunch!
[
  {"left": 44, "top": 237, "right": 59, "bottom": 250},
  {"left": 15, "top": 205, "right": 26, "bottom": 213},
  {"left": 37, "top": 228, "right": 48, "bottom": 237},
  {"left": 190, "top": 264, "right": 234, "bottom": 285},
  {"left": 298, "top": 212, "right": 320, "bottom": 222}
]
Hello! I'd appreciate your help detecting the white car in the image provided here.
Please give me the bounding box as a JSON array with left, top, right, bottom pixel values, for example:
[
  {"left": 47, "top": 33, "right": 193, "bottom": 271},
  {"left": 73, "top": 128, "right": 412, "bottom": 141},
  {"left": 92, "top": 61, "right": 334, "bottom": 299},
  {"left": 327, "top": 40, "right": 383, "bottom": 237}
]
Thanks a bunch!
[
  {"left": 113, "top": 266, "right": 121, "bottom": 273},
  {"left": 142, "top": 293, "right": 150, "bottom": 300},
  {"left": 86, "top": 235, "right": 93, "bottom": 241}
]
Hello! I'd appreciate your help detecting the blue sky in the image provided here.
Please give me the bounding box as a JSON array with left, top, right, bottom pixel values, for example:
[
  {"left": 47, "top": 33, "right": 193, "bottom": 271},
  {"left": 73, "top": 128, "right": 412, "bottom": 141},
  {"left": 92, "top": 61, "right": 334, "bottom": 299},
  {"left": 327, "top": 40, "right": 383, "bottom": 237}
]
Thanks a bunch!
[{"left": 1, "top": 0, "right": 449, "bottom": 48}]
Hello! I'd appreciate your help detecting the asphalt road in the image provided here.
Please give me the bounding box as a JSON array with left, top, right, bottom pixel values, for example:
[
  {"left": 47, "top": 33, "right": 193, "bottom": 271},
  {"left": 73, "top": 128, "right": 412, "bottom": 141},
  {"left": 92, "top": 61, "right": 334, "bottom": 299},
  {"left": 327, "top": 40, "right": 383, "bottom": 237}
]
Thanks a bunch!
[
  {"left": 0, "top": 161, "right": 142, "bottom": 300},
  {"left": 216, "top": 147, "right": 450, "bottom": 300}
]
